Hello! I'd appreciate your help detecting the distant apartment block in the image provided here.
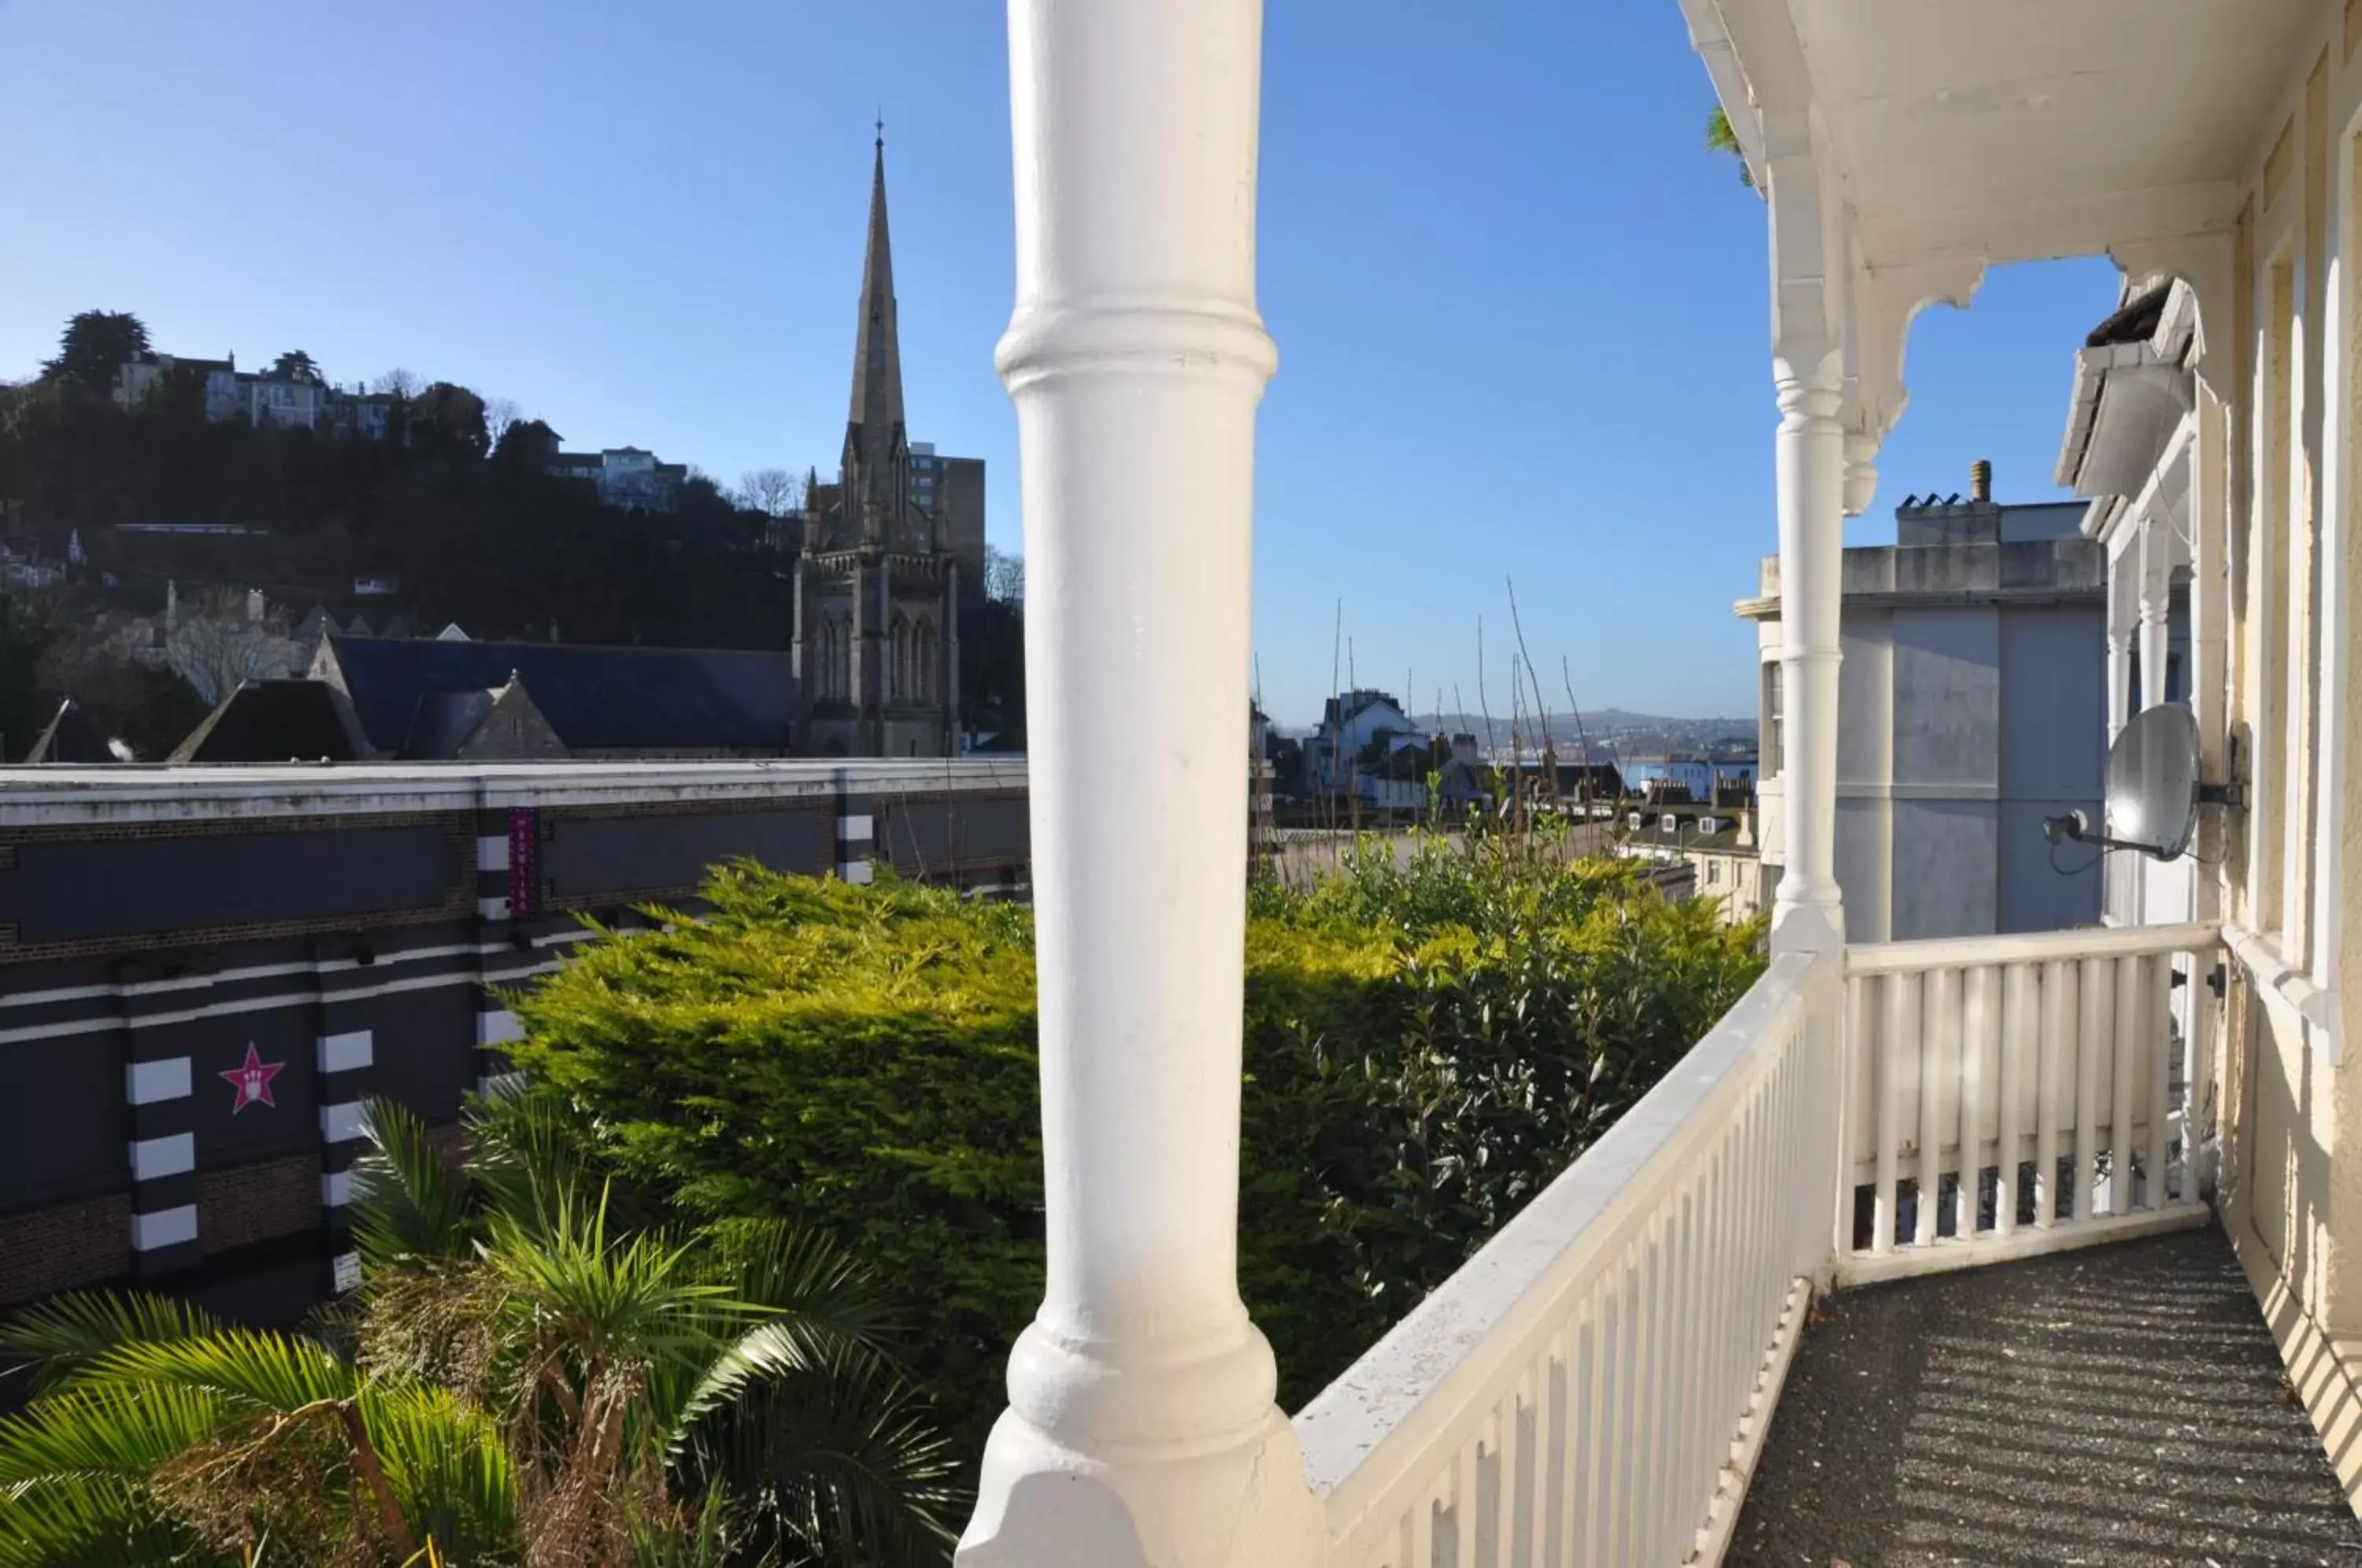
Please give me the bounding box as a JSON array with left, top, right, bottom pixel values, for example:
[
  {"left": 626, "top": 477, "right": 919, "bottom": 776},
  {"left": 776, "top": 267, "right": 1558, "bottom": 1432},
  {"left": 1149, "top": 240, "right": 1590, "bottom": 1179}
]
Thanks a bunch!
[
  {"left": 909, "top": 442, "right": 986, "bottom": 582},
  {"left": 113, "top": 352, "right": 412, "bottom": 438},
  {"left": 543, "top": 445, "right": 690, "bottom": 514},
  {"left": 1738, "top": 462, "right": 2106, "bottom": 942},
  {"left": 112, "top": 353, "right": 345, "bottom": 430}
]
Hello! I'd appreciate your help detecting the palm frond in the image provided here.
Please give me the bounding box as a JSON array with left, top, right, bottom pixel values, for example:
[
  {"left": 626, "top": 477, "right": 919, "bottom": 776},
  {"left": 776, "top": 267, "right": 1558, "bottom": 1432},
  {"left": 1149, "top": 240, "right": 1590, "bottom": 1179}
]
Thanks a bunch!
[
  {"left": 1, "top": 1290, "right": 224, "bottom": 1394},
  {"left": 700, "top": 1219, "right": 899, "bottom": 1356},
  {"left": 353, "top": 1096, "right": 476, "bottom": 1270},
  {"left": 468, "top": 1085, "right": 574, "bottom": 1211},
  {"left": 0, "top": 1474, "right": 210, "bottom": 1568},
  {"left": 361, "top": 1384, "right": 518, "bottom": 1562},
  {"left": 0, "top": 1382, "right": 228, "bottom": 1485},
  {"left": 670, "top": 1344, "right": 964, "bottom": 1567},
  {"left": 484, "top": 1180, "right": 748, "bottom": 1370},
  {"left": 80, "top": 1329, "right": 359, "bottom": 1416}
]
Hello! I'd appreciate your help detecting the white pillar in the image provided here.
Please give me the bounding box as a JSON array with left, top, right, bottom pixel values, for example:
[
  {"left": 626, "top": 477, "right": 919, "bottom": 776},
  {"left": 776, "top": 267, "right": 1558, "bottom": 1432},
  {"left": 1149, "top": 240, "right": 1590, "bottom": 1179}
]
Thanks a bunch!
[
  {"left": 2106, "top": 549, "right": 2135, "bottom": 742},
  {"left": 960, "top": 1, "right": 1317, "bottom": 1563},
  {"left": 1771, "top": 353, "right": 1848, "bottom": 955},
  {"left": 2138, "top": 517, "right": 2171, "bottom": 710}
]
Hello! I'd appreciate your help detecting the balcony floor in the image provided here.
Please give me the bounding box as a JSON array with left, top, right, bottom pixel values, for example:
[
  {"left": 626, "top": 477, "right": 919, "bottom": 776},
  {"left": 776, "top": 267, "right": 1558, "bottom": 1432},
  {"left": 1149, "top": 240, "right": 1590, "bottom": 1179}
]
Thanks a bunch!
[{"left": 1730, "top": 1224, "right": 2362, "bottom": 1567}]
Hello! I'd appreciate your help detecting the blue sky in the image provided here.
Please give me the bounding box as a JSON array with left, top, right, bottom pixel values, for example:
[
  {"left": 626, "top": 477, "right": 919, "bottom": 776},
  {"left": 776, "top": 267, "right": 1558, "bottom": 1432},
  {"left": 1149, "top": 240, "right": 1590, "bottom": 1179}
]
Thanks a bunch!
[{"left": 0, "top": 1, "right": 2120, "bottom": 725}]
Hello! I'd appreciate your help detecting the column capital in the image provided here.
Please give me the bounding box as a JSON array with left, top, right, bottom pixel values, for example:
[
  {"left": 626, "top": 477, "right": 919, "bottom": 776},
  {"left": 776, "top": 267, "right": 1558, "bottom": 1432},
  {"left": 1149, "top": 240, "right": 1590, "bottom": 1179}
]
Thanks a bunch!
[{"left": 1842, "top": 429, "right": 1880, "bottom": 517}]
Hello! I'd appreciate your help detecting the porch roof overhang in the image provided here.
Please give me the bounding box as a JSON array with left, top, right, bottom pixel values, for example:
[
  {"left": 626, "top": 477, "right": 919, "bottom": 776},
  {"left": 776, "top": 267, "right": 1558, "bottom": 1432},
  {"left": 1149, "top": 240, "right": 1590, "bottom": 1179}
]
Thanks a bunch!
[{"left": 1686, "top": 0, "right": 2312, "bottom": 272}]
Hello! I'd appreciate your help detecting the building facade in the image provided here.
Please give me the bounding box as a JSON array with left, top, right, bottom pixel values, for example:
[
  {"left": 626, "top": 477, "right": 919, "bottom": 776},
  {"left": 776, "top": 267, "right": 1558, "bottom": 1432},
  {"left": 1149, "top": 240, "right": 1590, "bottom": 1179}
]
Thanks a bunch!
[
  {"left": 542, "top": 445, "right": 690, "bottom": 514},
  {"left": 792, "top": 134, "right": 961, "bottom": 758},
  {"left": 1741, "top": 469, "right": 2108, "bottom": 943},
  {"left": 0, "top": 761, "right": 1029, "bottom": 1315},
  {"left": 909, "top": 441, "right": 987, "bottom": 585}
]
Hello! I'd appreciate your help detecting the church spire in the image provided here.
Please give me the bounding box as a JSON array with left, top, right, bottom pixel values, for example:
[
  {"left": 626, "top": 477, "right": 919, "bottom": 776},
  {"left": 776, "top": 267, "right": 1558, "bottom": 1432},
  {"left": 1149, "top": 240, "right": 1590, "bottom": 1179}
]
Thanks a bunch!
[{"left": 843, "top": 124, "right": 907, "bottom": 537}]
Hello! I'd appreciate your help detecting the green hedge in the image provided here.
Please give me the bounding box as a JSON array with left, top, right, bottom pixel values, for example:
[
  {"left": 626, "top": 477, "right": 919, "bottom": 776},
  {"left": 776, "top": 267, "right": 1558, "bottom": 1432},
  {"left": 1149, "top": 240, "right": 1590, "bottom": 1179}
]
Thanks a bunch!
[{"left": 509, "top": 836, "right": 1765, "bottom": 1449}]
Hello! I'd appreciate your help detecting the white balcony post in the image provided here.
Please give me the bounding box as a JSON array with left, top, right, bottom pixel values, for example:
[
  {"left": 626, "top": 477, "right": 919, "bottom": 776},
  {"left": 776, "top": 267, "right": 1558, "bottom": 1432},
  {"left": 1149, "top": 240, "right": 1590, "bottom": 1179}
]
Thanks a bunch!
[
  {"left": 960, "top": 2, "right": 1317, "bottom": 1565},
  {"left": 2107, "top": 551, "right": 2135, "bottom": 741},
  {"left": 2138, "top": 516, "right": 2171, "bottom": 709},
  {"left": 1763, "top": 119, "right": 1848, "bottom": 957},
  {"left": 1770, "top": 358, "right": 1847, "bottom": 954}
]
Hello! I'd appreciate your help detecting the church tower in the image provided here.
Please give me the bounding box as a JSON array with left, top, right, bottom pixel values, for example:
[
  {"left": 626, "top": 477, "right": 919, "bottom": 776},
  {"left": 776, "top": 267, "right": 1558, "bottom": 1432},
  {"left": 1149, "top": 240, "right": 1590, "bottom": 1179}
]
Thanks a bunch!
[
  {"left": 842, "top": 131, "right": 909, "bottom": 546},
  {"left": 792, "top": 128, "right": 961, "bottom": 758}
]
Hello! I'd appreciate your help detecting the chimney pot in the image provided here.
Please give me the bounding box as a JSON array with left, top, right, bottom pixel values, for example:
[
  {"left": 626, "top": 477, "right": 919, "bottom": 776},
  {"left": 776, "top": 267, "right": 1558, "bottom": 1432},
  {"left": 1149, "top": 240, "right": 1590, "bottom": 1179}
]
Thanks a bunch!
[{"left": 1971, "top": 458, "right": 1993, "bottom": 504}]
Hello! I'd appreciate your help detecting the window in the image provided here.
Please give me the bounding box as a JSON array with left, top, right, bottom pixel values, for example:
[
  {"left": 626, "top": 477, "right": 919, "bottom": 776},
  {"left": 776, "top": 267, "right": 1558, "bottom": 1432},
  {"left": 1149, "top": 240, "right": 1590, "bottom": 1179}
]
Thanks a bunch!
[
  {"left": 1706, "top": 860, "right": 1721, "bottom": 886},
  {"left": 1762, "top": 660, "right": 1783, "bottom": 776}
]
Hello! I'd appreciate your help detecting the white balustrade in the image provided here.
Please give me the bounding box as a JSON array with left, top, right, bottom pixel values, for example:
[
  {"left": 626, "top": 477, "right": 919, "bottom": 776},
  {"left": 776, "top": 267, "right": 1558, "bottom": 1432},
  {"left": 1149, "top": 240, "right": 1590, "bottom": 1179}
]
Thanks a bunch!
[
  {"left": 1295, "top": 949, "right": 1843, "bottom": 1568},
  {"left": 1838, "top": 923, "right": 2217, "bottom": 1284}
]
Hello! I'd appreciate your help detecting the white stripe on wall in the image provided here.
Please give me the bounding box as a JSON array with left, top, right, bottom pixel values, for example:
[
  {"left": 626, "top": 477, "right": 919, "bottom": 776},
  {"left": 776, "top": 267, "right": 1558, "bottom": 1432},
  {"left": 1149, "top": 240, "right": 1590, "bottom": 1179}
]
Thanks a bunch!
[
  {"left": 128, "top": 1132, "right": 195, "bottom": 1181},
  {"left": 839, "top": 860, "right": 875, "bottom": 886},
  {"left": 476, "top": 1009, "right": 524, "bottom": 1047},
  {"left": 131, "top": 1204, "right": 198, "bottom": 1251},
  {"left": 320, "top": 1101, "right": 370, "bottom": 1145},
  {"left": 317, "top": 1030, "right": 374, "bottom": 1074},
  {"left": 125, "top": 1057, "right": 192, "bottom": 1105},
  {"left": 837, "top": 814, "right": 875, "bottom": 842},
  {"left": 478, "top": 896, "right": 513, "bottom": 922},
  {"left": 320, "top": 1169, "right": 356, "bottom": 1208},
  {"left": 476, "top": 834, "right": 512, "bottom": 871}
]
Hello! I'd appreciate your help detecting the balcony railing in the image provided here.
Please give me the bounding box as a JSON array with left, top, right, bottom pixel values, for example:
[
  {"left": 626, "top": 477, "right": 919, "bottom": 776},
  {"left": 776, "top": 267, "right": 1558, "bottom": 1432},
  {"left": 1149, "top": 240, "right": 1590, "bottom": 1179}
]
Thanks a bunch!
[
  {"left": 1839, "top": 923, "right": 2218, "bottom": 1283},
  {"left": 1287, "top": 924, "right": 2218, "bottom": 1567},
  {"left": 1295, "top": 948, "right": 1842, "bottom": 1568}
]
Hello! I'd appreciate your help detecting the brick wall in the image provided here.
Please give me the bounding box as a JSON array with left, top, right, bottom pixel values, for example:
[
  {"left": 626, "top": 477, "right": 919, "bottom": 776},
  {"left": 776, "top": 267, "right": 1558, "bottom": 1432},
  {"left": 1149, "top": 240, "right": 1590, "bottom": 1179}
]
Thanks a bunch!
[
  {"left": 198, "top": 1155, "right": 320, "bottom": 1256},
  {"left": 0, "top": 1194, "right": 131, "bottom": 1304}
]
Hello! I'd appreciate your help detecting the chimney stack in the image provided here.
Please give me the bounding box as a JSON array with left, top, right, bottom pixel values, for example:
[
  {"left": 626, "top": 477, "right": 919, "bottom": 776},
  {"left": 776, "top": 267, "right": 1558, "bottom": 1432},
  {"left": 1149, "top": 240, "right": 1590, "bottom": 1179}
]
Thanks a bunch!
[{"left": 1970, "top": 458, "right": 1993, "bottom": 504}]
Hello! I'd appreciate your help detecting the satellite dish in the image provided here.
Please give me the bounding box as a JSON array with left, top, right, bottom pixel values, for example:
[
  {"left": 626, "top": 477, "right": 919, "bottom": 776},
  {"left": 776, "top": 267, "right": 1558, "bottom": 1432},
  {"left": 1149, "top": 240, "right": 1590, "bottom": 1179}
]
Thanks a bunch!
[
  {"left": 2106, "top": 703, "right": 2200, "bottom": 859},
  {"left": 2044, "top": 703, "right": 2200, "bottom": 861}
]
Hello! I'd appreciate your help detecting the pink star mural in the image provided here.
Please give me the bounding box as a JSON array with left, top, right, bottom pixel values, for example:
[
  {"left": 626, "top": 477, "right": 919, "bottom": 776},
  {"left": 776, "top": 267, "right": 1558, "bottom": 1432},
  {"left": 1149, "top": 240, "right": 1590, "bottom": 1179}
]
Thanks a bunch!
[{"left": 220, "top": 1044, "right": 284, "bottom": 1114}]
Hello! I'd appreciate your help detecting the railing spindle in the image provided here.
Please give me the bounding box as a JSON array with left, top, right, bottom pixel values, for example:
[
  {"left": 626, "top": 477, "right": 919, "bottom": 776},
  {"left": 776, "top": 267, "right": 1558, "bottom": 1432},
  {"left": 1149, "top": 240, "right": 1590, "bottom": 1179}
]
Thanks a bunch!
[
  {"left": 2182, "top": 954, "right": 2201, "bottom": 1200},
  {"left": 1494, "top": 1384, "right": 1521, "bottom": 1568},
  {"left": 1920, "top": 967, "right": 1954, "bottom": 1244},
  {"left": 2111, "top": 952, "right": 2140, "bottom": 1216},
  {"left": 2036, "top": 958, "right": 2068, "bottom": 1227},
  {"left": 1572, "top": 1303, "right": 1600, "bottom": 1568},
  {"left": 1842, "top": 977, "right": 1871, "bottom": 1255},
  {"left": 2148, "top": 954, "right": 2174, "bottom": 1208},
  {"left": 1997, "top": 962, "right": 2030, "bottom": 1235},
  {"left": 1876, "top": 972, "right": 1906, "bottom": 1250},
  {"left": 2077, "top": 956, "right": 2111, "bottom": 1222},
  {"left": 1959, "top": 966, "right": 1991, "bottom": 1235},
  {"left": 1535, "top": 1337, "right": 1561, "bottom": 1568},
  {"left": 1455, "top": 1424, "right": 1480, "bottom": 1568}
]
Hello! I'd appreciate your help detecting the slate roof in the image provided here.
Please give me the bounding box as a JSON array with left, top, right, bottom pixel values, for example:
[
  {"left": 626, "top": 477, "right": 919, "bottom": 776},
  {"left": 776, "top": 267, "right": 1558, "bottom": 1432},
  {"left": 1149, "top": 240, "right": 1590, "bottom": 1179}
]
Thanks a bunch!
[
  {"left": 322, "top": 635, "right": 798, "bottom": 753},
  {"left": 172, "top": 681, "right": 361, "bottom": 764},
  {"left": 400, "top": 686, "right": 500, "bottom": 760}
]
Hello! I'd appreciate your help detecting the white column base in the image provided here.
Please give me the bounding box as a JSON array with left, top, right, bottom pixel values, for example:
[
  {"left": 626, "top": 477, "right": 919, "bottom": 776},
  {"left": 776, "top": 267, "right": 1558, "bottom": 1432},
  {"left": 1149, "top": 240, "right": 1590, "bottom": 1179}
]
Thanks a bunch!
[
  {"left": 960, "top": 1406, "right": 1320, "bottom": 1568},
  {"left": 1771, "top": 897, "right": 1846, "bottom": 956}
]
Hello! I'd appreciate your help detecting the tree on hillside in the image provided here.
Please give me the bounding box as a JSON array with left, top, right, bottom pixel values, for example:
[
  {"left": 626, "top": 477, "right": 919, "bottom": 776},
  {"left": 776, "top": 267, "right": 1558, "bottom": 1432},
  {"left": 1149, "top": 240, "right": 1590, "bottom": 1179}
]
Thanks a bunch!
[
  {"left": 165, "top": 586, "right": 301, "bottom": 707},
  {"left": 41, "top": 310, "right": 150, "bottom": 393},
  {"left": 491, "top": 416, "right": 558, "bottom": 465},
  {"left": 268, "top": 349, "right": 321, "bottom": 384},
  {"left": 369, "top": 367, "right": 422, "bottom": 398},
  {"left": 984, "top": 542, "right": 1024, "bottom": 605},
  {"left": 408, "top": 382, "right": 489, "bottom": 457},
  {"left": 0, "top": 592, "right": 57, "bottom": 760},
  {"left": 482, "top": 396, "right": 523, "bottom": 450},
  {"left": 736, "top": 467, "right": 802, "bottom": 518}
]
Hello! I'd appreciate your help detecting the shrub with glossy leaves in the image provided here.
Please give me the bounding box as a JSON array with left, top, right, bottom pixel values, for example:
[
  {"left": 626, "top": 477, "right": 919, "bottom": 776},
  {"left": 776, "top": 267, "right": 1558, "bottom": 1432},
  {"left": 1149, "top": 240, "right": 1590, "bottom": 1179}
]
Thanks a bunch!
[{"left": 509, "top": 841, "right": 1765, "bottom": 1441}]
